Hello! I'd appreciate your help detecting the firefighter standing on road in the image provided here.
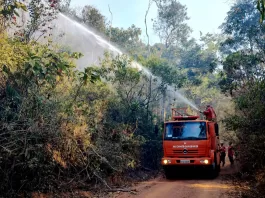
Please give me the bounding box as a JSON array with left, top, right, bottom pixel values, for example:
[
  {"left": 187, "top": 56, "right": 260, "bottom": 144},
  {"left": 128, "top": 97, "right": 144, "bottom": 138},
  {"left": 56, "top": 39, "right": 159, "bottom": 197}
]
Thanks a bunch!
[
  {"left": 219, "top": 143, "right": 226, "bottom": 167},
  {"left": 200, "top": 105, "right": 217, "bottom": 122}
]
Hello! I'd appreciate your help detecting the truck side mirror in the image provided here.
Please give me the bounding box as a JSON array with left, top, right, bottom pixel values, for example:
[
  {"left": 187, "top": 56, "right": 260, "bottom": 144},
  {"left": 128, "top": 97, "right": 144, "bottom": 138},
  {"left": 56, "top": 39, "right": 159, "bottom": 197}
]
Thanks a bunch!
[{"left": 214, "top": 123, "right": 219, "bottom": 136}]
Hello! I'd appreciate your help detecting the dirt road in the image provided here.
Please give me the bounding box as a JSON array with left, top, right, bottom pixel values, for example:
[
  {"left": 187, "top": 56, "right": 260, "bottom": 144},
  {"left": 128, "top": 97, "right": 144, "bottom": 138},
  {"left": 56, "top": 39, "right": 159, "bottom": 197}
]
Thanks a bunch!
[{"left": 110, "top": 161, "right": 241, "bottom": 198}]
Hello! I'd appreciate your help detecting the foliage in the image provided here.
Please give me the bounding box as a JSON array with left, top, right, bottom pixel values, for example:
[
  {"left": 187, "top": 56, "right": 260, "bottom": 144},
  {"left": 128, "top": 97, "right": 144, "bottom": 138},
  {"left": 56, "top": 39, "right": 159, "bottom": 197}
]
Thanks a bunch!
[
  {"left": 23, "top": 0, "right": 59, "bottom": 42},
  {"left": 0, "top": 0, "right": 27, "bottom": 33},
  {"left": 0, "top": 36, "right": 75, "bottom": 194},
  {"left": 58, "top": 0, "right": 71, "bottom": 13},
  {"left": 0, "top": 1, "right": 26, "bottom": 18},
  {"left": 61, "top": 3, "right": 144, "bottom": 55},
  {"left": 182, "top": 74, "right": 234, "bottom": 141},
  {"left": 0, "top": 0, "right": 243, "bottom": 195},
  {"left": 220, "top": 0, "right": 265, "bottom": 196},
  {"left": 220, "top": 0, "right": 264, "bottom": 54},
  {"left": 142, "top": 55, "right": 186, "bottom": 88},
  {"left": 153, "top": 0, "right": 191, "bottom": 48},
  {"left": 219, "top": 0, "right": 265, "bottom": 95},
  {"left": 180, "top": 42, "right": 216, "bottom": 73},
  {"left": 0, "top": 35, "right": 150, "bottom": 195},
  {"left": 257, "top": 0, "right": 265, "bottom": 22},
  {"left": 99, "top": 54, "right": 165, "bottom": 169},
  {"left": 106, "top": 25, "right": 143, "bottom": 53},
  {"left": 82, "top": 5, "right": 106, "bottom": 33},
  {"left": 222, "top": 81, "right": 265, "bottom": 170}
]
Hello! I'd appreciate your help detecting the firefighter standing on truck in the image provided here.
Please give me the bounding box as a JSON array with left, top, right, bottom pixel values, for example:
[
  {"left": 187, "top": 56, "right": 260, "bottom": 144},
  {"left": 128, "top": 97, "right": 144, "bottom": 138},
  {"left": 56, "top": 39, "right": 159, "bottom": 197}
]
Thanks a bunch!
[{"left": 200, "top": 105, "right": 217, "bottom": 121}]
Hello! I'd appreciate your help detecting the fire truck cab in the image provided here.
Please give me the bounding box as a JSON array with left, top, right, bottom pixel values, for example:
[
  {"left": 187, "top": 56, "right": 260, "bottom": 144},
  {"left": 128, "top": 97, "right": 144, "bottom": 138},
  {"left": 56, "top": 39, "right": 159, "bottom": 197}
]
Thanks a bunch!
[{"left": 161, "top": 108, "right": 220, "bottom": 179}]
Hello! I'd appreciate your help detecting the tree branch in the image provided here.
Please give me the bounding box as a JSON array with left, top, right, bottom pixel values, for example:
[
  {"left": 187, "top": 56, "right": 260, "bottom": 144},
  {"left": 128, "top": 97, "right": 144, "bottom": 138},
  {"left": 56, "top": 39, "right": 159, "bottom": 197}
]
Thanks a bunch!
[
  {"left": 145, "top": 0, "right": 152, "bottom": 54},
  {"left": 108, "top": 5, "right": 113, "bottom": 42}
]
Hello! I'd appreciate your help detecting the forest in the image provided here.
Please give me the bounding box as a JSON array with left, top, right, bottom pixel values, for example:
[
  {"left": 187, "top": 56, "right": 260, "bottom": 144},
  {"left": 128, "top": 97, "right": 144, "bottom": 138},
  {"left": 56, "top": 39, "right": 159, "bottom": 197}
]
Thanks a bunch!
[{"left": 0, "top": 0, "right": 265, "bottom": 197}]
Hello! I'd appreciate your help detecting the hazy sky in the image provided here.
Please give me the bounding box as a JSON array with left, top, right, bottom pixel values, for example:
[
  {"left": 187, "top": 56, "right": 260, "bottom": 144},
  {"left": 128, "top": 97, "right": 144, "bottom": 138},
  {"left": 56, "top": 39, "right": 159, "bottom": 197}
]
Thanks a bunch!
[{"left": 70, "top": 0, "right": 232, "bottom": 44}]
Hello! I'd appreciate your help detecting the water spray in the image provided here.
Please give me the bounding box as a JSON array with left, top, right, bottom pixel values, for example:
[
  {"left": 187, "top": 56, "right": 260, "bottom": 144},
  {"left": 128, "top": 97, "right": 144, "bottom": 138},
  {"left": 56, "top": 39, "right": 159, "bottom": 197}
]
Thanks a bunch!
[
  {"left": 56, "top": 13, "right": 200, "bottom": 111},
  {"left": 16, "top": 6, "right": 200, "bottom": 111}
]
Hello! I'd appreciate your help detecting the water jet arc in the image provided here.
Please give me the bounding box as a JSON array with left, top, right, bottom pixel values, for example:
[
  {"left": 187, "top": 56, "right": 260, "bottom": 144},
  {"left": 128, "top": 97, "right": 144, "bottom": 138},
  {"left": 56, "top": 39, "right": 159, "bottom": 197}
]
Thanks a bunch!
[{"left": 52, "top": 13, "right": 199, "bottom": 111}]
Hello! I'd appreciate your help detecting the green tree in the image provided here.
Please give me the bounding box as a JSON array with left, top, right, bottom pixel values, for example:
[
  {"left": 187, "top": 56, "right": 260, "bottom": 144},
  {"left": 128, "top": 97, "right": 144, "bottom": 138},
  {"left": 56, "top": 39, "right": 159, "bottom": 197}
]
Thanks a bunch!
[
  {"left": 58, "top": 0, "right": 71, "bottom": 13},
  {"left": 257, "top": 0, "right": 265, "bottom": 22},
  {"left": 0, "top": 0, "right": 27, "bottom": 33},
  {"left": 22, "top": 0, "right": 58, "bottom": 42},
  {"left": 153, "top": 0, "right": 191, "bottom": 48},
  {"left": 143, "top": 55, "right": 186, "bottom": 88},
  {"left": 82, "top": 5, "right": 106, "bottom": 33},
  {"left": 219, "top": 0, "right": 265, "bottom": 94},
  {"left": 219, "top": 2, "right": 265, "bottom": 195},
  {"left": 106, "top": 25, "right": 143, "bottom": 53},
  {"left": 220, "top": 0, "right": 263, "bottom": 54},
  {"left": 181, "top": 34, "right": 220, "bottom": 71},
  {"left": 97, "top": 54, "right": 164, "bottom": 169}
]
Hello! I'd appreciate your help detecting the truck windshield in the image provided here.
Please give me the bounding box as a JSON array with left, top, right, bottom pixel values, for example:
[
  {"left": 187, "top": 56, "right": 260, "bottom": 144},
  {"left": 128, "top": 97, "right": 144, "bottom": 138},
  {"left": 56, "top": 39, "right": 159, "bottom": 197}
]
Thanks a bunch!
[{"left": 164, "top": 122, "right": 207, "bottom": 140}]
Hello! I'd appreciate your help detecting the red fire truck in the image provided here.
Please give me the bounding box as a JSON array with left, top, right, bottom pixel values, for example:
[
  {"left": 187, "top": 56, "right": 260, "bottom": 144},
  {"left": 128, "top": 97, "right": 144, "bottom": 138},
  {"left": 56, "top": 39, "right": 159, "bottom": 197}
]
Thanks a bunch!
[{"left": 161, "top": 108, "right": 220, "bottom": 179}]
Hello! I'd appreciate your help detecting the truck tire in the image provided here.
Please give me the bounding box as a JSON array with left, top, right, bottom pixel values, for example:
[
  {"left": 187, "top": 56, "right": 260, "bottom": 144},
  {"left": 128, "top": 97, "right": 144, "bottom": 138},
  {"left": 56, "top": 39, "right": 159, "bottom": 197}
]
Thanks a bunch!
[
  {"left": 208, "top": 165, "right": 217, "bottom": 179},
  {"left": 215, "top": 152, "right": 220, "bottom": 174},
  {"left": 215, "top": 151, "right": 221, "bottom": 173},
  {"left": 216, "top": 163, "right": 221, "bottom": 173},
  {"left": 163, "top": 166, "right": 175, "bottom": 180},
  {"left": 209, "top": 154, "right": 219, "bottom": 178}
]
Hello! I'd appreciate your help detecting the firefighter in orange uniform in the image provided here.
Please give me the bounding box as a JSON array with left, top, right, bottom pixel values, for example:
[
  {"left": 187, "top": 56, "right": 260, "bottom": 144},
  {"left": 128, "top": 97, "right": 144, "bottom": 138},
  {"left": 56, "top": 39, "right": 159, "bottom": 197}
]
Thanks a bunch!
[
  {"left": 200, "top": 105, "right": 217, "bottom": 122},
  {"left": 219, "top": 143, "right": 226, "bottom": 167}
]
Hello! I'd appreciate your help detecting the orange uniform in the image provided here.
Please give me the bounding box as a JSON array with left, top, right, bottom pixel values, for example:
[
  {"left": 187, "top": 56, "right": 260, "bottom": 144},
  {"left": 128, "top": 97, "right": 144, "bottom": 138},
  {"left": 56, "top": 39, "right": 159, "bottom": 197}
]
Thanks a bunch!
[{"left": 203, "top": 106, "right": 217, "bottom": 121}]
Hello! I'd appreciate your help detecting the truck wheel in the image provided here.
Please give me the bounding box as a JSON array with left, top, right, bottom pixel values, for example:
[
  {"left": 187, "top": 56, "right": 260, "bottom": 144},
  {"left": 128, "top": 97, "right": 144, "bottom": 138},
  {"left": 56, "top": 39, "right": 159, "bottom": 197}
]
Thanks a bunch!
[
  {"left": 216, "top": 164, "right": 221, "bottom": 173},
  {"left": 208, "top": 165, "right": 218, "bottom": 179},
  {"left": 215, "top": 151, "right": 221, "bottom": 173},
  {"left": 214, "top": 153, "right": 220, "bottom": 174},
  {"left": 163, "top": 166, "right": 174, "bottom": 180},
  {"left": 209, "top": 155, "right": 219, "bottom": 178}
]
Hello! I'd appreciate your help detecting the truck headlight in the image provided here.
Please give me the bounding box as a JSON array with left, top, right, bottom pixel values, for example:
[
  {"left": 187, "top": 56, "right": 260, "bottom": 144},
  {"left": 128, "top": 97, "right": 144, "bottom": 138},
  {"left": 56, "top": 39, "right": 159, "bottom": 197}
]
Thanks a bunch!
[
  {"left": 163, "top": 159, "right": 171, "bottom": 164},
  {"left": 200, "top": 159, "right": 209, "bottom": 164}
]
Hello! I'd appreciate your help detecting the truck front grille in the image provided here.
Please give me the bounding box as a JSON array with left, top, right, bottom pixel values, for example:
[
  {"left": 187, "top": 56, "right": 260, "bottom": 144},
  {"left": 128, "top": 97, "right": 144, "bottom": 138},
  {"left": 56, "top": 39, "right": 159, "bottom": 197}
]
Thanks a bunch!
[
  {"left": 165, "top": 148, "right": 206, "bottom": 157},
  {"left": 173, "top": 149, "right": 198, "bottom": 154}
]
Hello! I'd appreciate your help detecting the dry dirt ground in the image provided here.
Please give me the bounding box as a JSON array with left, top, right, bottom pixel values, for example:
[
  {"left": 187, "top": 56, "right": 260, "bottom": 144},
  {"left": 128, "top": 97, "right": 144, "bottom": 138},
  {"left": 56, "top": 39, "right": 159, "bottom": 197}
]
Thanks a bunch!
[
  {"left": 31, "top": 158, "right": 245, "bottom": 198},
  {"left": 106, "top": 159, "right": 243, "bottom": 198}
]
